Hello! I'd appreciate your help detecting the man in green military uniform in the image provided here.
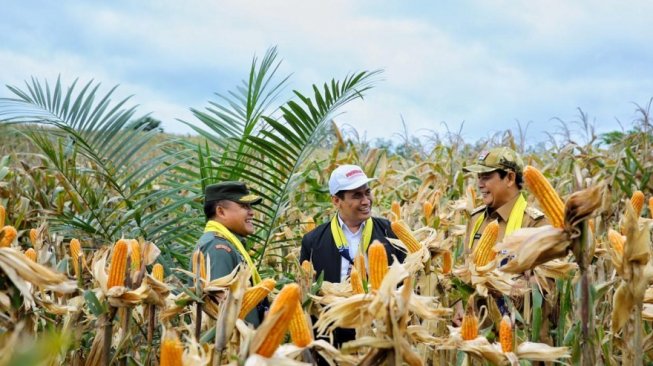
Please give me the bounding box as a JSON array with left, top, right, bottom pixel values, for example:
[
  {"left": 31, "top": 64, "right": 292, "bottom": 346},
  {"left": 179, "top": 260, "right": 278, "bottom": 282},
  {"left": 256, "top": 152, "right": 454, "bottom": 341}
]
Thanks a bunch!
[
  {"left": 463, "top": 147, "right": 548, "bottom": 251},
  {"left": 195, "top": 181, "right": 265, "bottom": 326}
]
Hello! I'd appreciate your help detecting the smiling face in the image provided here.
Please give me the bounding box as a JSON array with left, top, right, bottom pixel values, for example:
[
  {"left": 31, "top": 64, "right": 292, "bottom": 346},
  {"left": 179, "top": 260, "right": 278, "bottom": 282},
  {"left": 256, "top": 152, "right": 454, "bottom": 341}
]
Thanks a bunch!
[
  {"left": 477, "top": 170, "right": 516, "bottom": 209},
  {"left": 332, "top": 184, "right": 373, "bottom": 229},
  {"left": 215, "top": 200, "right": 255, "bottom": 236}
]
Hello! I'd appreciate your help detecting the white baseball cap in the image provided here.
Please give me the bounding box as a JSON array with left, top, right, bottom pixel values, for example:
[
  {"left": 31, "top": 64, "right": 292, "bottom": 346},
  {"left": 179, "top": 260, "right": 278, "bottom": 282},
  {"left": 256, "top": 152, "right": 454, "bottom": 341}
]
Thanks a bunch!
[{"left": 328, "top": 164, "right": 376, "bottom": 195}]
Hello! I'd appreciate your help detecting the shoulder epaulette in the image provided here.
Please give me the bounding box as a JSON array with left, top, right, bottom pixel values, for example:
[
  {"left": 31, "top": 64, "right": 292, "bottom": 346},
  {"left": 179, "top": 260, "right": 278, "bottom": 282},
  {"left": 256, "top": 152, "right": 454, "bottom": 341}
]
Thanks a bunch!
[
  {"left": 525, "top": 206, "right": 545, "bottom": 220},
  {"left": 470, "top": 205, "right": 487, "bottom": 216}
]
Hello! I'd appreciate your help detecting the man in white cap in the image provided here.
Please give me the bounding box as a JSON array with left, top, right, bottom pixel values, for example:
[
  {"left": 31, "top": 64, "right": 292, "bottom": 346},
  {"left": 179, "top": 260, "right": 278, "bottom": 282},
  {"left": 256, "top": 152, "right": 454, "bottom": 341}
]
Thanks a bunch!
[{"left": 300, "top": 164, "right": 405, "bottom": 349}]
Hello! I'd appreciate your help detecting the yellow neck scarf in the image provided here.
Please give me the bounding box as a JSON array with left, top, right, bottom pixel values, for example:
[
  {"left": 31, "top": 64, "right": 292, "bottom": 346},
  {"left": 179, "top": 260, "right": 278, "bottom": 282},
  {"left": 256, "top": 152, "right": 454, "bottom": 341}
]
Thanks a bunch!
[
  {"left": 330, "top": 216, "right": 374, "bottom": 254},
  {"left": 469, "top": 194, "right": 527, "bottom": 248},
  {"left": 204, "top": 220, "right": 261, "bottom": 284}
]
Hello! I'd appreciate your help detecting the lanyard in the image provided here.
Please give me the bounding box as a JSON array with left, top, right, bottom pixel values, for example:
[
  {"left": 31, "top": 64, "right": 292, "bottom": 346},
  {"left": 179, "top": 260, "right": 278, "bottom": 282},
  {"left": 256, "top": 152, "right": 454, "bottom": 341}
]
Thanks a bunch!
[
  {"left": 204, "top": 220, "right": 261, "bottom": 284},
  {"left": 469, "top": 194, "right": 527, "bottom": 248},
  {"left": 330, "top": 215, "right": 374, "bottom": 262}
]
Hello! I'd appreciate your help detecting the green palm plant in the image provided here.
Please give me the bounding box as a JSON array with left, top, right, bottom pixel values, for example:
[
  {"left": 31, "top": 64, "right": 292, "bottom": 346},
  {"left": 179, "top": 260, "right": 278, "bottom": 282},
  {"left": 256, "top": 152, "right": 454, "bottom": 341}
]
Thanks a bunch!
[
  {"left": 0, "top": 77, "right": 192, "bottom": 253},
  {"left": 175, "top": 47, "right": 381, "bottom": 265}
]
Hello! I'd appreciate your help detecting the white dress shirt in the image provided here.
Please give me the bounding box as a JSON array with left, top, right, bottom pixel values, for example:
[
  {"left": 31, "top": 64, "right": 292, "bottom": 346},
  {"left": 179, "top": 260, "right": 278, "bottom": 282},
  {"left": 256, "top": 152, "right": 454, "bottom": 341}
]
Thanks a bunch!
[{"left": 337, "top": 214, "right": 366, "bottom": 282}]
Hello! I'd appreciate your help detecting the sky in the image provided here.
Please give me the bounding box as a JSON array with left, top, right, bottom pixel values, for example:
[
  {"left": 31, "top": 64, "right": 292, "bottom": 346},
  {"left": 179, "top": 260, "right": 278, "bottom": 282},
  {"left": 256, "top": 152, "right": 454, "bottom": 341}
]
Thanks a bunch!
[{"left": 1, "top": 0, "right": 652, "bottom": 145}]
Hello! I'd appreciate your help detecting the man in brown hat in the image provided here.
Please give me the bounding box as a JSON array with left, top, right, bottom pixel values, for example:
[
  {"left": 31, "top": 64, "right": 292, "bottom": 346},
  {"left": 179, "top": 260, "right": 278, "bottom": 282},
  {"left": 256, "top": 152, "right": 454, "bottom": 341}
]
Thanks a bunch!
[
  {"left": 195, "top": 181, "right": 265, "bottom": 326},
  {"left": 463, "top": 147, "right": 547, "bottom": 250},
  {"left": 461, "top": 147, "right": 553, "bottom": 344}
]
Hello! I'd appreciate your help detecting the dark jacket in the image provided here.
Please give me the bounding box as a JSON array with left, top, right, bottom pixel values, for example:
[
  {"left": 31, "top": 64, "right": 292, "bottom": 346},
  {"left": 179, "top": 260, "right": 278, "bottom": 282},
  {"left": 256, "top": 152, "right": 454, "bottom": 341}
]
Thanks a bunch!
[{"left": 299, "top": 217, "right": 405, "bottom": 283}]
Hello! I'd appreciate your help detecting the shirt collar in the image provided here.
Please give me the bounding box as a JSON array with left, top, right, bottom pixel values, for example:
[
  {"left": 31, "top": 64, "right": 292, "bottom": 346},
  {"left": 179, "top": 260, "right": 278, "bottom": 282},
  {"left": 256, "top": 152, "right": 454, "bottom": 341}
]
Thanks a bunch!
[
  {"left": 489, "top": 193, "right": 521, "bottom": 222},
  {"left": 337, "top": 213, "right": 366, "bottom": 234}
]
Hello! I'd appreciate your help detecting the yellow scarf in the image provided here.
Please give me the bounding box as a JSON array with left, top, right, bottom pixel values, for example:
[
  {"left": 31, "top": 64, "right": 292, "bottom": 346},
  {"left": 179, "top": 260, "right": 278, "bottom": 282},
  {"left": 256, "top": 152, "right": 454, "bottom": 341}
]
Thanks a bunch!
[
  {"left": 469, "top": 194, "right": 527, "bottom": 248},
  {"left": 330, "top": 216, "right": 374, "bottom": 255},
  {"left": 204, "top": 220, "right": 261, "bottom": 284}
]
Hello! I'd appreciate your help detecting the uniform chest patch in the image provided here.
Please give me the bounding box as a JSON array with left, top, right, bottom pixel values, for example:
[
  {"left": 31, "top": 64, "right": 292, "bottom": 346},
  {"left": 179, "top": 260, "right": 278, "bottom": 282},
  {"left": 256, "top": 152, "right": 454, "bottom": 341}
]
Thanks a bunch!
[{"left": 215, "top": 244, "right": 232, "bottom": 252}]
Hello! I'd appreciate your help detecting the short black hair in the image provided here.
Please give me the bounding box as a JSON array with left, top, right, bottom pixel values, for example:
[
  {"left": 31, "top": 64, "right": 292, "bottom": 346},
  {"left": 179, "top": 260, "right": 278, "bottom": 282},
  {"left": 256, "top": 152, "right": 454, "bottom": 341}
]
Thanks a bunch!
[
  {"left": 496, "top": 169, "right": 523, "bottom": 189},
  {"left": 204, "top": 199, "right": 231, "bottom": 220},
  {"left": 334, "top": 191, "right": 346, "bottom": 199}
]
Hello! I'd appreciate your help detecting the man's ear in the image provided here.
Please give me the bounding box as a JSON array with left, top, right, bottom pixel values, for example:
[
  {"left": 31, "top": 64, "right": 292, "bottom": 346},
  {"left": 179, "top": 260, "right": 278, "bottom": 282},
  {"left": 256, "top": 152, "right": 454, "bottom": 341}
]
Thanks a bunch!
[
  {"left": 331, "top": 195, "right": 341, "bottom": 208},
  {"left": 507, "top": 171, "right": 516, "bottom": 186},
  {"left": 214, "top": 204, "right": 224, "bottom": 219}
]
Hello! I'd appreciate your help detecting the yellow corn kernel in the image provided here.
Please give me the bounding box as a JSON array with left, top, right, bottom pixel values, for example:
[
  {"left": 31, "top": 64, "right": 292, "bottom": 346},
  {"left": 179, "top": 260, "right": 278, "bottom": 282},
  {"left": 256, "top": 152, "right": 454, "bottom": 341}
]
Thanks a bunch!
[
  {"left": 0, "top": 204, "right": 5, "bottom": 227},
  {"left": 129, "top": 239, "right": 141, "bottom": 271},
  {"left": 0, "top": 226, "right": 17, "bottom": 247},
  {"left": 350, "top": 267, "right": 364, "bottom": 294},
  {"left": 288, "top": 300, "right": 313, "bottom": 347},
  {"left": 391, "top": 220, "right": 422, "bottom": 253},
  {"left": 523, "top": 166, "right": 565, "bottom": 228},
  {"left": 473, "top": 221, "right": 499, "bottom": 267},
  {"left": 461, "top": 300, "right": 478, "bottom": 341},
  {"left": 254, "top": 283, "right": 301, "bottom": 357},
  {"left": 239, "top": 278, "right": 276, "bottom": 319},
  {"left": 423, "top": 201, "right": 434, "bottom": 222},
  {"left": 391, "top": 201, "right": 401, "bottom": 220},
  {"left": 608, "top": 229, "right": 625, "bottom": 255},
  {"left": 152, "top": 263, "right": 164, "bottom": 281},
  {"left": 499, "top": 315, "right": 512, "bottom": 352},
  {"left": 631, "top": 190, "right": 645, "bottom": 217},
  {"left": 25, "top": 248, "right": 37, "bottom": 262},
  {"left": 69, "top": 239, "right": 83, "bottom": 277},
  {"left": 368, "top": 241, "right": 388, "bottom": 291},
  {"left": 159, "top": 337, "right": 183, "bottom": 366},
  {"left": 354, "top": 253, "right": 367, "bottom": 284},
  {"left": 192, "top": 250, "right": 206, "bottom": 281},
  {"left": 29, "top": 228, "right": 37, "bottom": 246},
  {"left": 107, "top": 239, "right": 128, "bottom": 289},
  {"left": 441, "top": 249, "right": 452, "bottom": 274}
]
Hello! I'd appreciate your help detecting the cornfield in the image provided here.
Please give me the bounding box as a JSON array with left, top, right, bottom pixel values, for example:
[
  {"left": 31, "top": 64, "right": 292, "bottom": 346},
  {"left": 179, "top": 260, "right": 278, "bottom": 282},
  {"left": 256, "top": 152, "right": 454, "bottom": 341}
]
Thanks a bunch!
[{"left": 1, "top": 48, "right": 653, "bottom": 365}]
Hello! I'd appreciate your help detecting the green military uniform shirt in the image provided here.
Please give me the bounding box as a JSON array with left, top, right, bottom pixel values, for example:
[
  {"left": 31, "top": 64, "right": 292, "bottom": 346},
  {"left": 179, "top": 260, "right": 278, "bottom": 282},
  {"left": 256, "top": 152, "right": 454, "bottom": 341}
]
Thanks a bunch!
[
  {"left": 195, "top": 231, "right": 261, "bottom": 327},
  {"left": 464, "top": 193, "right": 548, "bottom": 251}
]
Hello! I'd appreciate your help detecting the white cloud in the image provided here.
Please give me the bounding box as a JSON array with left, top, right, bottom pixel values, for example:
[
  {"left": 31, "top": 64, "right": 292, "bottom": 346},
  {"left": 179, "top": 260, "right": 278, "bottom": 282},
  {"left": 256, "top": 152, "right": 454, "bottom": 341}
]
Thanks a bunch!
[{"left": 1, "top": 0, "right": 651, "bottom": 145}]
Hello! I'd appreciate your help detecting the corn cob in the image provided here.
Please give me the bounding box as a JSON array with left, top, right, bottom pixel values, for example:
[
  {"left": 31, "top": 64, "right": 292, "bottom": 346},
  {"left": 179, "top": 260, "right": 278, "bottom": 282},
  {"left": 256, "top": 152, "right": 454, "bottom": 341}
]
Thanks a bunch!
[
  {"left": 69, "top": 239, "right": 83, "bottom": 277},
  {"left": 0, "top": 226, "right": 17, "bottom": 247},
  {"left": 239, "top": 278, "right": 276, "bottom": 319},
  {"left": 631, "top": 190, "right": 645, "bottom": 217},
  {"left": 423, "top": 201, "right": 434, "bottom": 222},
  {"left": 499, "top": 315, "right": 512, "bottom": 352},
  {"left": 467, "top": 185, "right": 477, "bottom": 209},
  {"left": 107, "top": 239, "right": 128, "bottom": 289},
  {"left": 354, "top": 253, "right": 367, "bottom": 284},
  {"left": 368, "top": 241, "right": 388, "bottom": 291},
  {"left": 129, "top": 239, "right": 141, "bottom": 271},
  {"left": 29, "top": 228, "right": 37, "bottom": 246},
  {"left": 391, "top": 201, "right": 401, "bottom": 220},
  {"left": 254, "top": 283, "right": 301, "bottom": 357},
  {"left": 0, "top": 204, "right": 4, "bottom": 227},
  {"left": 301, "top": 260, "right": 313, "bottom": 278},
  {"left": 461, "top": 299, "right": 478, "bottom": 341},
  {"left": 350, "top": 267, "right": 365, "bottom": 294},
  {"left": 192, "top": 250, "right": 206, "bottom": 281},
  {"left": 441, "top": 249, "right": 452, "bottom": 274},
  {"left": 289, "top": 299, "right": 313, "bottom": 347},
  {"left": 25, "top": 248, "right": 37, "bottom": 262},
  {"left": 649, "top": 197, "right": 653, "bottom": 218},
  {"left": 152, "top": 263, "right": 164, "bottom": 281},
  {"left": 303, "top": 216, "right": 316, "bottom": 233},
  {"left": 391, "top": 220, "right": 422, "bottom": 253},
  {"left": 473, "top": 221, "right": 499, "bottom": 266},
  {"left": 159, "top": 337, "right": 183, "bottom": 366},
  {"left": 608, "top": 229, "right": 625, "bottom": 255},
  {"left": 523, "top": 165, "right": 565, "bottom": 228}
]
